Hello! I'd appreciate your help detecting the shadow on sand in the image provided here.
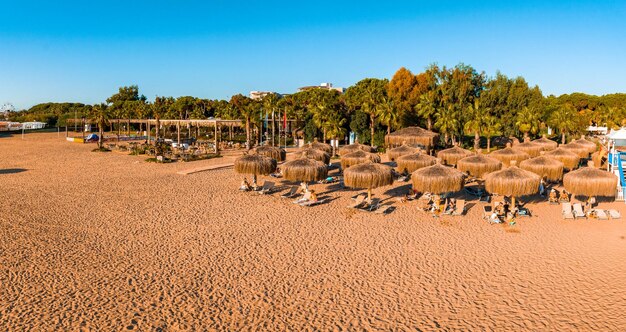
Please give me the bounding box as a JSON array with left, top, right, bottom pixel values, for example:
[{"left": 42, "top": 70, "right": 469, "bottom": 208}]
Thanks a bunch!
[{"left": 0, "top": 168, "right": 27, "bottom": 175}]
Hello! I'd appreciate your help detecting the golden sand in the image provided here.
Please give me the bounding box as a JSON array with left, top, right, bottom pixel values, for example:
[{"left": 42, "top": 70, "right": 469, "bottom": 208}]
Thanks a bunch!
[{"left": 1, "top": 133, "right": 626, "bottom": 330}]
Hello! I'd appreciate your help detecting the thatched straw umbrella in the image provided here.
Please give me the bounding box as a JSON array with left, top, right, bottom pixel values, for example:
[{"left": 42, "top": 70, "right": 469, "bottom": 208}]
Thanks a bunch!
[
  {"left": 411, "top": 163, "right": 464, "bottom": 194},
  {"left": 436, "top": 146, "right": 472, "bottom": 166},
  {"left": 561, "top": 142, "right": 590, "bottom": 159},
  {"left": 386, "top": 126, "right": 439, "bottom": 148},
  {"left": 235, "top": 154, "right": 277, "bottom": 186},
  {"left": 303, "top": 138, "right": 332, "bottom": 154},
  {"left": 341, "top": 150, "right": 381, "bottom": 169},
  {"left": 253, "top": 146, "right": 286, "bottom": 162},
  {"left": 563, "top": 161, "right": 617, "bottom": 198},
  {"left": 387, "top": 144, "right": 419, "bottom": 161},
  {"left": 396, "top": 153, "right": 437, "bottom": 173},
  {"left": 571, "top": 135, "right": 597, "bottom": 154},
  {"left": 282, "top": 158, "right": 328, "bottom": 191},
  {"left": 543, "top": 148, "right": 580, "bottom": 170},
  {"left": 338, "top": 143, "right": 375, "bottom": 156},
  {"left": 519, "top": 155, "right": 564, "bottom": 182},
  {"left": 295, "top": 148, "right": 331, "bottom": 165},
  {"left": 489, "top": 145, "right": 530, "bottom": 167},
  {"left": 513, "top": 141, "right": 543, "bottom": 157},
  {"left": 456, "top": 153, "right": 502, "bottom": 179},
  {"left": 484, "top": 161, "right": 541, "bottom": 207},
  {"left": 344, "top": 162, "right": 394, "bottom": 201},
  {"left": 532, "top": 135, "right": 558, "bottom": 151}
]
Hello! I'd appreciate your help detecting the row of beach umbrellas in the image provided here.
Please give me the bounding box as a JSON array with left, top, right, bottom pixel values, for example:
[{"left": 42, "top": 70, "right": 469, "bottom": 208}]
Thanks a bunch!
[{"left": 235, "top": 131, "right": 614, "bottom": 205}]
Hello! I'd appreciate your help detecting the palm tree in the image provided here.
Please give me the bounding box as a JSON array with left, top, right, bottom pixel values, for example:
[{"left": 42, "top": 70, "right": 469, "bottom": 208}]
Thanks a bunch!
[
  {"left": 312, "top": 103, "right": 331, "bottom": 143},
  {"left": 483, "top": 115, "right": 501, "bottom": 152},
  {"left": 549, "top": 104, "right": 576, "bottom": 144},
  {"left": 464, "top": 99, "right": 487, "bottom": 150},
  {"left": 90, "top": 103, "right": 110, "bottom": 149},
  {"left": 515, "top": 106, "right": 541, "bottom": 141},
  {"left": 435, "top": 104, "right": 459, "bottom": 146},
  {"left": 416, "top": 92, "right": 437, "bottom": 131},
  {"left": 153, "top": 96, "right": 173, "bottom": 155},
  {"left": 376, "top": 96, "right": 398, "bottom": 145},
  {"left": 325, "top": 113, "right": 347, "bottom": 156},
  {"left": 229, "top": 94, "right": 254, "bottom": 150}
]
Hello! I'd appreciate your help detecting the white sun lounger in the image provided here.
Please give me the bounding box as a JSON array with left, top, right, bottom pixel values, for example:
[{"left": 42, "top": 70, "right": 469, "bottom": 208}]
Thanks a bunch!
[
  {"left": 594, "top": 209, "right": 608, "bottom": 220},
  {"left": 573, "top": 203, "right": 586, "bottom": 219},
  {"left": 293, "top": 191, "right": 311, "bottom": 204},
  {"left": 256, "top": 181, "right": 275, "bottom": 195},
  {"left": 562, "top": 203, "right": 574, "bottom": 219},
  {"left": 347, "top": 195, "right": 366, "bottom": 209},
  {"left": 608, "top": 209, "right": 621, "bottom": 219},
  {"left": 452, "top": 199, "right": 466, "bottom": 216},
  {"left": 281, "top": 186, "right": 299, "bottom": 198}
]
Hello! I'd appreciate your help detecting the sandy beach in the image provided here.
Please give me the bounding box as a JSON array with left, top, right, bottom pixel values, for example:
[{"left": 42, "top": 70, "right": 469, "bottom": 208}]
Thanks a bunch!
[{"left": 2, "top": 132, "right": 626, "bottom": 330}]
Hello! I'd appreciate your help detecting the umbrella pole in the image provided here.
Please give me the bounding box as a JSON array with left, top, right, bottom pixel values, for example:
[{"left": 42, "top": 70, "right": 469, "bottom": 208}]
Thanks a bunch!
[
  {"left": 368, "top": 188, "right": 372, "bottom": 202},
  {"left": 253, "top": 174, "right": 258, "bottom": 188},
  {"left": 511, "top": 196, "right": 516, "bottom": 210}
]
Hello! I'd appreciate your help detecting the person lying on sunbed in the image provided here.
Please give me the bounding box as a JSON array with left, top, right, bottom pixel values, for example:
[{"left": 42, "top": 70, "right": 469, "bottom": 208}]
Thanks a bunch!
[
  {"left": 489, "top": 211, "right": 502, "bottom": 224},
  {"left": 239, "top": 177, "right": 252, "bottom": 191},
  {"left": 444, "top": 198, "right": 455, "bottom": 214},
  {"left": 559, "top": 190, "right": 570, "bottom": 202},
  {"left": 309, "top": 190, "right": 318, "bottom": 203}
]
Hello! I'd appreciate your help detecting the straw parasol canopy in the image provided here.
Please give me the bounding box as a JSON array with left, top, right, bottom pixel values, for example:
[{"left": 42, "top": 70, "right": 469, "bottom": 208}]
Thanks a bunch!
[
  {"left": 295, "top": 148, "right": 331, "bottom": 165},
  {"left": 484, "top": 162, "right": 540, "bottom": 203},
  {"left": 411, "top": 163, "right": 465, "bottom": 194},
  {"left": 303, "top": 139, "right": 332, "bottom": 154},
  {"left": 253, "top": 146, "right": 286, "bottom": 161},
  {"left": 519, "top": 155, "right": 564, "bottom": 182},
  {"left": 561, "top": 142, "right": 590, "bottom": 159},
  {"left": 396, "top": 153, "right": 437, "bottom": 173},
  {"left": 456, "top": 153, "right": 502, "bottom": 178},
  {"left": 387, "top": 144, "right": 420, "bottom": 161},
  {"left": 386, "top": 126, "right": 439, "bottom": 148},
  {"left": 344, "top": 162, "right": 394, "bottom": 200},
  {"left": 235, "top": 154, "right": 277, "bottom": 185},
  {"left": 338, "top": 143, "right": 375, "bottom": 156},
  {"left": 571, "top": 135, "right": 597, "bottom": 154},
  {"left": 489, "top": 145, "right": 530, "bottom": 167},
  {"left": 282, "top": 158, "right": 328, "bottom": 183},
  {"left": 543, "top": 148, "right": 580, "bottom": 170},
  {"left": 563, "top": 161, "right": 617, "bottom": 197},
  {"left": 513, "top": 141, "right": 543, "bottom": 157},
  {"left": 341, "top": 150, "right": 381, "bottom": 169},
  {"left": 532, "top": 135, "right": 558, "bottom": 151},
  {"left": 436, "top": 146, "right": 472, "bottom": 166}
]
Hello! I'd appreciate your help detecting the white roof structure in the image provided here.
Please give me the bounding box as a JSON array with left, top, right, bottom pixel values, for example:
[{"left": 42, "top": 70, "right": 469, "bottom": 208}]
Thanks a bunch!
[{"left": 608, "top": 128, "right": 626, "bottom": 140}]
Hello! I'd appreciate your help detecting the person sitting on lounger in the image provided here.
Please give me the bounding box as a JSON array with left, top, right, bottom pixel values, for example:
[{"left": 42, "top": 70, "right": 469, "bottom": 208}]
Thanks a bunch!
[
  {"left": 585, "top": 196, "right": 596, "bottom": 211},
  {"left": 559, "top": 190, "right": 570, "bottom": 202},
  {"left": 300, "top": 182, "right": 309, "bottom": 193},
  {"left": 489, "top": 211, "right": 502, "bottom": 224},
  {"left": 506, "top": 212, "right": 516, "bottom": 226},
  {"left": 309, "top": 190, "right": 318, "bottom": 203},
  {"left": 239, "top": 177, "right": 252, "bottom": 191},
  {"left": 549, "top": 189, "right": 558, "bottom": 203}
]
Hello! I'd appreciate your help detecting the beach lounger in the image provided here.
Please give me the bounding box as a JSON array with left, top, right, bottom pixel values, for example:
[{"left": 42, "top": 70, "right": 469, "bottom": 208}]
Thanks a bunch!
[
  {"left": 374, "top": 204, "right": 392, "bottom": 214},
  {"left": 517, "top": 207, "right": 531, "bottom": 217},
  {"left": 256, "top": 181, "right": 275, "bottom": 194},
  {"left": 299, "top": 198, "right": 328, "bottom": 207},
  {"left": 594, "top": 209, "right": 609, "bottom": 220},
  {"left": 482, "top": 205, "right": 493, "bottom": 220},
  {"left": 293, "top": 191, "right": 311, "bottom": 204},
  {"left": 452, "top": 199, "right": 466, "bottom": 216},
  {"left": 365, "top": 198, "right": 381, "bottom": 212},
  {"left": 281, "top": 186, "right": 299, "bottom": 198},
  {"left": 573, "top": 203, "right": 586, "bottom": 219},
  {"left": 608, "top": 209, "right": 621, "bottom": 219},
  {"left": 347, "top": 195, "right": 366, "bottom": 209},
  {"left": 562, "top": 203, "right": 574, "bottom": 219}
]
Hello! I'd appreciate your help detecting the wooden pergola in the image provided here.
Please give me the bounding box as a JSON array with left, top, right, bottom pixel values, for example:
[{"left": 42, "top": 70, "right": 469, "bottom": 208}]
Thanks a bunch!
[{"left": 66, "top": 118, "right": 244, "bottom": 153}]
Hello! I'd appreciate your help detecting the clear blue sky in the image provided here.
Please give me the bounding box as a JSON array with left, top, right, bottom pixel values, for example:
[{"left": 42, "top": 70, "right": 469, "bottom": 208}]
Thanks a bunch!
[{"left": 1, "top": 0, "right": 625, "bottom": 110}]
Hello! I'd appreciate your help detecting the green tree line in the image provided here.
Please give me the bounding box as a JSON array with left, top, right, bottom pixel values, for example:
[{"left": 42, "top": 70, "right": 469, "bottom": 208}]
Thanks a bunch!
[{"left": 9, "top": 65, "right": 626, "bottom": 150}]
